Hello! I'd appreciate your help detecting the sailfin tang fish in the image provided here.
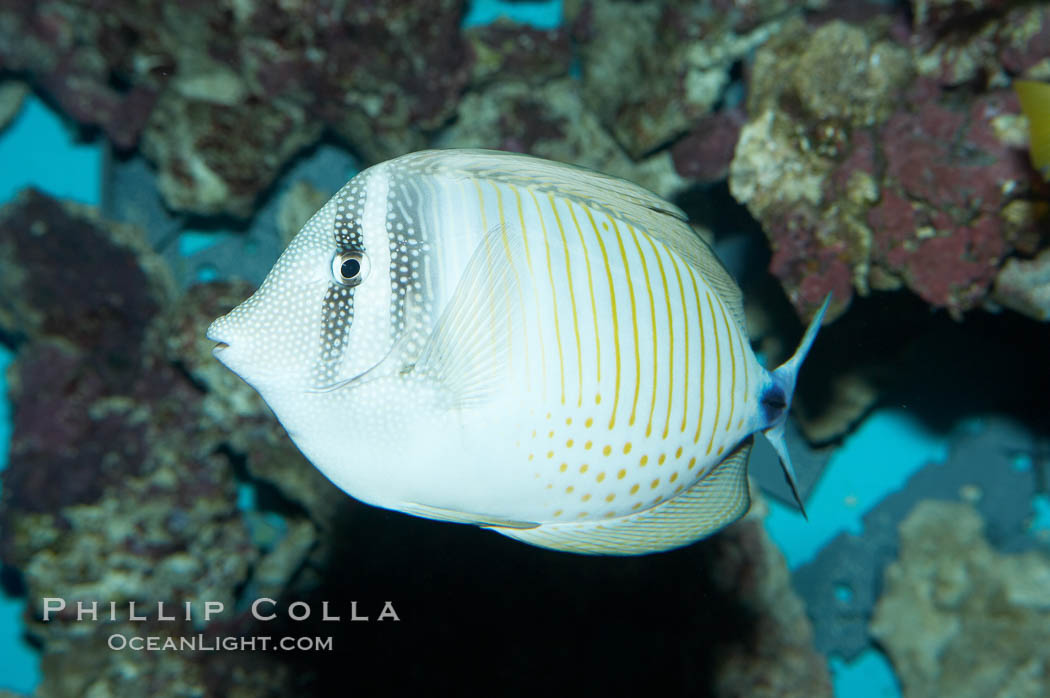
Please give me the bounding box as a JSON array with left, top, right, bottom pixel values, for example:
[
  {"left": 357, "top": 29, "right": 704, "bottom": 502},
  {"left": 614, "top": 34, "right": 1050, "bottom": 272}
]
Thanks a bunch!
[{"left": 207, "top": 149, "right": 827, "bottom": 555}]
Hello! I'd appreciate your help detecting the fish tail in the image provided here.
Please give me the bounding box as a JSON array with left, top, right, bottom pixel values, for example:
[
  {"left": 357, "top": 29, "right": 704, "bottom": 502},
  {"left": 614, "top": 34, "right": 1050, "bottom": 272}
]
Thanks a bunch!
[{"left": 759, "top": 294, "right": 831, "bottom": 518}]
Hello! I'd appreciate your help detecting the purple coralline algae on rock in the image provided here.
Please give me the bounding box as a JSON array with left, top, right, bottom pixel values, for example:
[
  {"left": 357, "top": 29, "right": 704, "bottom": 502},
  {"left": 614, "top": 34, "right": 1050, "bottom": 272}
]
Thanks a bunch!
[
  {"left": 0, "top": 190, "right": 334, "bottom": 696},
  {"left": 730, "top": 8, "right": 1049, "bottom": 322},
  {"left": 0, "top": 0, "right": 472, "bottom": 216}
]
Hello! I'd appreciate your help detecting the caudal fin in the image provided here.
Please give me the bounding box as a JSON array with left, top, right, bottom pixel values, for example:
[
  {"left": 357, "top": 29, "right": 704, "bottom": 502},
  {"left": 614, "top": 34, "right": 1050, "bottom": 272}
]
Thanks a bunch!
[{"left": 760, "top": 295, "right": 831, "bottom": 517}]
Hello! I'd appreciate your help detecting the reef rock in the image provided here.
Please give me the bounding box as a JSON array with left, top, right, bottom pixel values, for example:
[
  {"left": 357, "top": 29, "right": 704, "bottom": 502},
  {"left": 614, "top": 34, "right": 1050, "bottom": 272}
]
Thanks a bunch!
[
  {"left": 730, "top": 15, "right": 1044, "bottom": 322},
  {"left": 871, "top": 500, "right": 1050, "bottom": 698},
  {"left": 0, "top": 79, "right": 27, "bottom": 133},
  {"left": 709, "top": 497, "right": 834, "bottom": 698},
  {"left": 464, "top": 19, "right": 572, "bottom": 87},
  {"left": 993, "top": 246, "right": 1050, "bottom": 321},
  {"left": 435, "top": 77, "right": 687, "bottom": 201},
  {"left": 566, "top": 0, "right": 818, "bottom": 159},
  {"left": 0, "top": 0, "right": 472, "bottom": 216},
  {"left": 0, "top": 191, "right": 333, "bottom": 696}
]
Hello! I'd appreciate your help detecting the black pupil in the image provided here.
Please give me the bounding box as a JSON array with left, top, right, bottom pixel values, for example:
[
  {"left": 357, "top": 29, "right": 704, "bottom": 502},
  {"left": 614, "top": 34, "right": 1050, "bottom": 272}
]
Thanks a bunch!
[{"left": 341, "top": 257, "right": 361, "bottom": 280}]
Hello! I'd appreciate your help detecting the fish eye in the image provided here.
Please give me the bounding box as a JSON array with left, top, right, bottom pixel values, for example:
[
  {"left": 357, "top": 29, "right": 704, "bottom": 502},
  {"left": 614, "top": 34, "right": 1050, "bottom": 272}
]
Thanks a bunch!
[{"left": 332, "top": 251, "right": 369, "bottom": 287}]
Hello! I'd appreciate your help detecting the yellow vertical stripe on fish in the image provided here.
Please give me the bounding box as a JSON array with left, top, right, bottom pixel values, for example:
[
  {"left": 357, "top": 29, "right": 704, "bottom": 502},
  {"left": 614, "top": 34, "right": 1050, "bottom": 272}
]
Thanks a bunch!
[
  {"left": 705, "top": 291, "right": 721, "bottom": 456},
  {"left": 687, "top": 264, "right": 705, "bottom": 445},
  {"left": 645, "top": 236, "right": 675, "bottom": 440},
  {"left": 529, "top": 189, "right": 567, "bottom": 406},
  {"left": 567, "top": 202, "right": 601, "bottom": 398},
  {"left": 611, "top": 219, "right": 641, "bottom": 428},
  {"left": 586, "top": 208, "right": 620, "bottom": 420},
  {"left": 500, "top": 183, "right": 547, "bottom": 395},
  {"left": 717, "top": 297, "right": 736, "bottom": 433},
  {"left": 668, "top": 251, "right": 690, "bottom": 435},
  {"left": 473, "top": 177, "right": 527, "bottom": 386},
  {"left": 546, "top": 194, "right": 584, "bottom": 408},
  {"left": 632, "top": 230, "right": 659, "bottom": 439}
]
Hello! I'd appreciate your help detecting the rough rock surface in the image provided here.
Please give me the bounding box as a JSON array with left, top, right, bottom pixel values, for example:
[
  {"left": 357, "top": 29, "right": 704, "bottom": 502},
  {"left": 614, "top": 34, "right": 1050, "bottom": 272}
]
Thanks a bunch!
[
  {"left": 0, "top": 78, "right": 27, "bottom": 133},
  {"left": 0, "top": 191, "right": 336, "bottom": 696},
  {"left": 709, "top": 498, "right": 834, "bottom": 698},
  {"left": 871, "top": 500, "right": 1050, "bottom": 698},
  {"left": 0, "top": 0, "right": 472, "bottom": 216},
  {"left": 730, "top": 13, "right": 1047, "bottom": 322},
  {"left": 435, "top": 77, "right": 687, "bottom": 201},
  {"left": 993, "top": 246, "right": 1050, "bottom": 321},
  {"left": 566, "top": 0, "right": 820, "bottom": 159}
]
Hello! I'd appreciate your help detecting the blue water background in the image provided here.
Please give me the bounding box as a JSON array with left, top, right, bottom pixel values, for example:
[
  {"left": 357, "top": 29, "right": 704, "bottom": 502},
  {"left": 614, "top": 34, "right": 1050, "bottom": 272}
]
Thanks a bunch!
[{"left": 0, "top": 92, "right": 104, "bottom": 691}]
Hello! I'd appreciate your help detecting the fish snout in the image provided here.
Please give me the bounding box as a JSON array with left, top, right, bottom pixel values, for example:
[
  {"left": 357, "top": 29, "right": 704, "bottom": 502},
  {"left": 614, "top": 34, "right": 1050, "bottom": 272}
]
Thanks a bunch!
[{"left": 206, "top": 316, "right": 234, "bottom": 357}]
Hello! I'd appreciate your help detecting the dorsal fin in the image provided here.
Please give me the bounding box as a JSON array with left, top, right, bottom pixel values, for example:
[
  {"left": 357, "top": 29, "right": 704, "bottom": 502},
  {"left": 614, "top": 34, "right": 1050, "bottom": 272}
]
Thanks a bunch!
[{"left": 390, "top": 149, "right": 747, "bottom": 332}]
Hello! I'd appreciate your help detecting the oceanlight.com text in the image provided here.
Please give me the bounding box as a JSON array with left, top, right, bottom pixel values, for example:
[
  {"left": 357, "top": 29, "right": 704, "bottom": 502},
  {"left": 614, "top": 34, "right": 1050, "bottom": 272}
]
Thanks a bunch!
[{"left": 108, "top": 633, "right": 334, "bottom": 652}]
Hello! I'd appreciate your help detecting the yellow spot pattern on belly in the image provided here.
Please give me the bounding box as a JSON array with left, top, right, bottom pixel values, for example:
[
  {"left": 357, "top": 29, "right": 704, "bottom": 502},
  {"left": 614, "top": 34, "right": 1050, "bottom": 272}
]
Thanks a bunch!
[
  {"left": 669, "top": 472, "right": 678, "bottom": 483},
  {"left": 566, "top": 485, "right": 574, "bottom": 494},
  {"left": 554, "top": 509, "right": 563, "bottom": 517},
  {"left": 623, "top": 442, "right": 632, "bottom": 454},
  {"left": 584, "top": 440, "right": 593, "bottom": 450},
  {"left": 658, "top": 454, "right": 666, "bottom": 465},
  {"left": 559, "top": 463, "right": 568, "bottom": 472},
  {"left": 605, "top": 493, "right": 615, "bottom": 502},
  {"left": 617, "top": 469, "right": 626, "bottom": 479},
  {"left": 566, "top": 439, "right": 574, "bottom": 448},
  {"left": 582, "top": 493, "right": 591, "bottom": 502},
  {"left": 602, "top": 445, "right": 612, "bottom": 456},
  {"left": 640, "top": 455, "right": 649, "bottom": 466},
  {"left": 650, "top": 478, "right": 660, "bottom": 489},
  {"left": 546, "top": 451, "right": 554, "bottom": 459},
  {"left": 630, "top": 484, "right": 639, "bottom": 495},
  {"left": 675, "top": 446, "right": 683, "bottom": 459},
  {"left": 688, "top": 457, "right": 696, "bottom": 470},
  {"left": 585, "top": 417, "right": 594, "bottom": 428},
  {"left": 596, "top": 472, "right": 606, "bottom": 483},
  {"left": 579, "top": 464, "right": 589, "bottom": 474}
]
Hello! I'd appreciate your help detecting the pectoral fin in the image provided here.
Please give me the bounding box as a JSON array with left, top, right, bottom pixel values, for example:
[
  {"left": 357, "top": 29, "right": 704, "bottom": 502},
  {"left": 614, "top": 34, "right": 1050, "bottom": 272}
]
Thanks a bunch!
[{"left": 412, "top": 223, "right": 529, "bottom": 410}]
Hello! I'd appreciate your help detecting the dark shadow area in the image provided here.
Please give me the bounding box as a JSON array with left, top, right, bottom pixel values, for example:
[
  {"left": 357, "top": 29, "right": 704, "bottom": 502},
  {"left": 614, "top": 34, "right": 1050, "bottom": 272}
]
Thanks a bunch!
[
  {"left": 796, "top": 289, "right": 1050, "bottom": 440},
  {"left": 261, "top": 505, "right": 760, "bottom": 696}
]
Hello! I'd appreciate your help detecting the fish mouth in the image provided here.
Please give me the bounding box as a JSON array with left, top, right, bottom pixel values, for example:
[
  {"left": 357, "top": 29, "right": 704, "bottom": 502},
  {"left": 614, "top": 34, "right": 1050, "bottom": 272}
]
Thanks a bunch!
[{"left": 205, "top": 321, "right": 231, "bottom": 355}]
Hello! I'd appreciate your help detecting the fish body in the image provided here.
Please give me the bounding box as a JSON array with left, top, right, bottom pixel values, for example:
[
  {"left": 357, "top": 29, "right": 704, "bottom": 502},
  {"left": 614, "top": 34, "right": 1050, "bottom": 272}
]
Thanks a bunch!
[
  {"left": 208, "top": 149, "right": 827, "bottom": 554},
  {"left": 1015, "top": 79, "right": 1050, "bottom": 180}
]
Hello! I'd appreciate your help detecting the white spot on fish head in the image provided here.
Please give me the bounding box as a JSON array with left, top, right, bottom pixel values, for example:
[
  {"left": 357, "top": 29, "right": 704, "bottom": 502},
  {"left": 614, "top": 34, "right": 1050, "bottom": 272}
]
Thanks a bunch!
[{"left": 206, "top": 195, "right": 337, "bottom": 394}]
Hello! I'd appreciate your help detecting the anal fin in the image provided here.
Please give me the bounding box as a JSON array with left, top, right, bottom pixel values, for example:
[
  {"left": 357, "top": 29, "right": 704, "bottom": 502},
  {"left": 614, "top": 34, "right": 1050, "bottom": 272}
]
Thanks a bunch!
[
  {"left": 496, "top": 439, "right": 753, "bottom": 555},
  {"left": 400, "top": 501, "right": 540, "bottom": 530}
]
